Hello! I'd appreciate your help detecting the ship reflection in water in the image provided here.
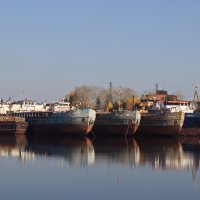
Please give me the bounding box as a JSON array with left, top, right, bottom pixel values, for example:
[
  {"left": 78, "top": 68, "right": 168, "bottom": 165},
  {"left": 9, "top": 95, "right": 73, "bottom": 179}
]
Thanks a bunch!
[
  {"left": 0, "top": 133, "right": 199, "bottom": 174},
  {"left": 0, "top": 132, "right": 200, "bottom": 199},
  {"left": 26, "top": 135, "right": 95, "bottom": 167},
  {"left": 0, "top": 134, "right": 95, "bottom": 167},
  {"left": 136, "top": 137, "right": 200, "bottom": 174}
]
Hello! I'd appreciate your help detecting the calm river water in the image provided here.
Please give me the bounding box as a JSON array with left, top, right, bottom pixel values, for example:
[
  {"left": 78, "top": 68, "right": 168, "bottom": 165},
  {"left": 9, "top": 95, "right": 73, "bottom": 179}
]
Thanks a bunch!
[{"left": 0, "top": 134, "right": 199, "bottom": 200}]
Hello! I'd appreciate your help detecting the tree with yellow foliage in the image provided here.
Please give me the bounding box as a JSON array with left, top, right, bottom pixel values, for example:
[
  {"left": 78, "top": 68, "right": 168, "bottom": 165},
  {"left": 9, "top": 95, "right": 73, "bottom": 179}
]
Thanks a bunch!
[{"left": 107, "top": 101, "right": 113, "bottom": 111}]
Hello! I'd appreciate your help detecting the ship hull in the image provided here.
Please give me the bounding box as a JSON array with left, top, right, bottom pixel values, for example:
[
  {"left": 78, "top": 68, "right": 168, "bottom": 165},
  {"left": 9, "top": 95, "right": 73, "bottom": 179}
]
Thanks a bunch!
[
  {"left": 0, "top": 116, "right": 28, "bottom": 135},
  {"left": 93, "top": 110, "right": 141, "bottom": 136},
  {"left": 137, "top": 125, "right": 182, "bottom": 136},
  {"left": 27, "top": 124, "right": 94, "bottom": 136},
  {"left": 136, "top": 111, "right": 185, "bottom": 136},
  {"left": 18, "top": 109, "right": 96, "bottom": 136},
  {"left": 180, "top": 112, "right": 200, "bottom": 136}
]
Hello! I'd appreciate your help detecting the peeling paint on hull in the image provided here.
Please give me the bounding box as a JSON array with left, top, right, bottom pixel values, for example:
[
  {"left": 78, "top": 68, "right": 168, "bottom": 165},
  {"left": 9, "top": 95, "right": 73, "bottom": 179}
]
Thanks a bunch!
[
  {"left": 136, "top": 111, "right": 185, "bottom": 136},
  {"left": 24, "top": 109, "right": 96, "bottom": 136},
  {"left": 28, "top": 124, "right": 94, "bottom": 136},
  {"left": 93, "top": 110, "right": 141, "bottom": 136},
  {"left": 137, "top": 125, "right": 182, "bottom": 136},
  {"left": 179, "top": 128, "right": 200, "bottom": 136},
  {"left": 0, "top": 116, "right": 28, "bottom": 135},
  {"left": 93, "top": 124, "right": 140, "bottom": 136}
]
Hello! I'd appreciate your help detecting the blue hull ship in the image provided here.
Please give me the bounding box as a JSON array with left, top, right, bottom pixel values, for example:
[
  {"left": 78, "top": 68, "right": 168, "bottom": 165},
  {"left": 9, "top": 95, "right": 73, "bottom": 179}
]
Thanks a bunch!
[{"left": 180, "top": 112, "right": 200, "bottom": 136}]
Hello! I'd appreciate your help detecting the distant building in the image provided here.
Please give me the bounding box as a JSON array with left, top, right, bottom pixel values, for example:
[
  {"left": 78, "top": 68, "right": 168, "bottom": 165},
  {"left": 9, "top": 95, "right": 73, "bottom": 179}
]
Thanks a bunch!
[{"left": 144, "top": 90, "right": 177, "bottom": 101}]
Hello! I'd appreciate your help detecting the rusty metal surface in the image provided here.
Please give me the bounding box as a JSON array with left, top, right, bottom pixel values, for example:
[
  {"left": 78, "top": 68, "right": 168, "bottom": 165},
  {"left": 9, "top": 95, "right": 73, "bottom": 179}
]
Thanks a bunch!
[
  {"left": 136, "top": 112, "right": 185, "bottom": 136},
  {"left": 93, "top": 110, "right": 141, "bottom": 136},
  {"left": 93, "top": 124, "right": 139, "bottom": 136},
  {"left": 0, "top": 115, "right": 28, "bottom": 135},
  {"left": 179, "top": 128, "right": 200, "bottom": 136},
  {"left": 12, "top": 109, "right": 96, "bottom": 136},
  {"left": 0, "top": 116, "right": 26, "bottom": 122},
  {"left": 136, "top": 125, "right": 182, "bottom": 136},
  {"left": 27, "top": 124, "right": 94, "bottom": 136}
]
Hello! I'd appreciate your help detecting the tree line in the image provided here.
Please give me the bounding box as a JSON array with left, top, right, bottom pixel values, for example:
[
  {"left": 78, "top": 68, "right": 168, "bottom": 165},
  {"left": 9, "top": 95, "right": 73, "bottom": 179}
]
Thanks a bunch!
[{"left": 65, "top": 83, "right": 139, "bottom": 111}]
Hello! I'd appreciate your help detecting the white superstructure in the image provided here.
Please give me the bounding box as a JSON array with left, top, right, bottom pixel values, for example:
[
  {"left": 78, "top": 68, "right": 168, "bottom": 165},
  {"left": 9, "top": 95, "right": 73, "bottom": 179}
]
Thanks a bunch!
[
  {"left": 164, "top": 100, "right": 194, "bottom": 113},
  {"left": 0, "top": 98, "right": 72, "bottom": 114},
  {"left": 51, "top": 101, "right": 71, "bottom": 112},
  {"left": 0, "top": 99, "right": 9, "bottom": 114},
  {"left": 10, "top": 100, "right": 46, "bottom": 112},
  {"left": 150, "top": 100, "right": 194, "bottom": 113}
]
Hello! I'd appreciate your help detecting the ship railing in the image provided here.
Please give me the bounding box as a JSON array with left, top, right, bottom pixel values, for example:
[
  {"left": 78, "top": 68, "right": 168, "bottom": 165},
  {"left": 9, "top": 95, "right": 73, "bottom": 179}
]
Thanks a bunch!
[{"left": 11, "top": 111, "right": 53, "bottom": 118}]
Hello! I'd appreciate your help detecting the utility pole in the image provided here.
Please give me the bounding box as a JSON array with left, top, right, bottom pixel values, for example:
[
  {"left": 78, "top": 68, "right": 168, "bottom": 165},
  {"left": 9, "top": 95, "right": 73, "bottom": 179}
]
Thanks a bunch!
[
  {"left": 193, "top": 82, "right": 199, "bottom": 102},
  {"left": 109, "top": 82, "right": 113, "bottom": 103}
]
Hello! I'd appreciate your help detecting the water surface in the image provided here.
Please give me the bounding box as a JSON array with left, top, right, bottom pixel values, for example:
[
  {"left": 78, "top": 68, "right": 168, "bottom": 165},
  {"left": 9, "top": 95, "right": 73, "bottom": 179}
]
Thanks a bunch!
[{"left": 0, "top": 134, "right": 199, "bottom": 200}]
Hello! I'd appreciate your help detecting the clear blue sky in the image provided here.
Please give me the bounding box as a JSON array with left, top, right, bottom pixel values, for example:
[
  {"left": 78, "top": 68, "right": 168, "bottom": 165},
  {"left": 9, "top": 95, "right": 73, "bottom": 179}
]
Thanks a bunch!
[{"left": 0, "top": 0, "right": 200, "bottom": 101}]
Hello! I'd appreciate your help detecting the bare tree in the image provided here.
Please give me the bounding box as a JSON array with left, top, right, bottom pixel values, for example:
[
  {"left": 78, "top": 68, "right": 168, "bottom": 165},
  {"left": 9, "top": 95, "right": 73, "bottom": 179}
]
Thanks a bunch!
[{"left": 66, "top": 84, "right": 137, "bottom": 110}]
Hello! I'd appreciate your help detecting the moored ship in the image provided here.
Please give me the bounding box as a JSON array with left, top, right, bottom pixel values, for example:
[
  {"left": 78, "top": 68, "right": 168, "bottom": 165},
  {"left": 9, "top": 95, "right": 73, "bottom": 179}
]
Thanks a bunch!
[
  {"left": 11, "top": 100, "right": 96, "bottom": 136},
  {"left": 179, "top": 86, "right": 200, "bottom": 136},
  {"left": 180, "top": 109, "right": 200, "bottom": 136},
  {"left": 157, "top": 86, "right": 200, "bottom": 136},
  {"left": 136, "top": 110, "right": 185, "bottom": 136},
  {"left": 93, "top": 110, "right": 141, "bottom": 136},
  {"left": 26, "top": 109, "right": 96, "bottom": 136},
  {"left": 136, "top": 87, "right": 187, "bottom": 136},
  {"left": 0, "top": 115, "right": 28, "bottom": 135},
  {"left": 151, "top": 96, "right": 200, "bottom": 136}
]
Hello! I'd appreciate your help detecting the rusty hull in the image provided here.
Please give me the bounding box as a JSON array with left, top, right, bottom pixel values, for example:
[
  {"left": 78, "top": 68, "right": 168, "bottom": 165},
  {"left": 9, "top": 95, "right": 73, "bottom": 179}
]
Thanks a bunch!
[
  {"left": 93, "top": 110, "right": 141, "bottom": 136},
  {"left": 136, "top": 111, "right": 185, "bottom": 136},
  {"left": 93, "top": 123, "right": 139, "bottom": 136},
  {"left": 0, "top": 116, "right": 28, "bottom": 135},
  {"left": 27, "top": 124, "right": 94, "bottom": 136},
  {"left": 179, "top": 128, "right": 200, "bottom": 136},
  {"left": 137, "top": 125, "right": 182, "bottom": 136}
]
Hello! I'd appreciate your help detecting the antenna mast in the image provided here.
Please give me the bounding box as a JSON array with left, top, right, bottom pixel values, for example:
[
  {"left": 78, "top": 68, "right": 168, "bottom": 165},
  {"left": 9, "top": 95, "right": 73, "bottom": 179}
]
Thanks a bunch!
[
  {"left": 109, "top": 82, "right": 113, "bottom": 102},
  {"left": 193, "top": 82, "right": 199, "bottom": 102}
]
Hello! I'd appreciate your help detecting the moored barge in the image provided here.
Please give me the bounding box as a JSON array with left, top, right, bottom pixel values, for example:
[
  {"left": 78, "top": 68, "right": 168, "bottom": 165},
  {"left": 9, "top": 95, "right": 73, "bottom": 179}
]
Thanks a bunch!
[
  {"left": 13, "top": 109, "right": 96, "bottom": 136},
  {"left": 0, "top": 115, "right": 28, "bottom": 135},
  {"left": 93, "top": 110, "right": 141, "bottom": 136},
  {"left": 136, "top": 110, "right": 185, "bottom": 136},
  {"left": 9, "top": 100, "right": 96, "bottom": 136},
  {"left": 180, "top": 112, "right": 200, "bottom": 136}
]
